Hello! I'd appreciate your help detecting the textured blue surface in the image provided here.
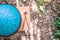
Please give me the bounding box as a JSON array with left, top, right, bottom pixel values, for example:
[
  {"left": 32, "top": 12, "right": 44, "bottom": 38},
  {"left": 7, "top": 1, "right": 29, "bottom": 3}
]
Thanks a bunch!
[{"left": 0, "top": 4, "right": 21, "bottom": 36}]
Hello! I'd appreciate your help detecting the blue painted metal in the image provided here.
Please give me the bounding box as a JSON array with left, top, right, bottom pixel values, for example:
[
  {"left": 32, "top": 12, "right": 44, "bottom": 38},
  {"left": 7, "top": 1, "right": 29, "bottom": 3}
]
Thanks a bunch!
[{"left": 0, "top": 4, "right": 21, "bottom": 37}]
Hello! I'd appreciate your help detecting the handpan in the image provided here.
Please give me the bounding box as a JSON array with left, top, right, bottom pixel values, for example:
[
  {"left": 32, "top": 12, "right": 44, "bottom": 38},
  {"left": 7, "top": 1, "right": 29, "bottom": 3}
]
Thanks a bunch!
[{"left": 0, "top": 4, "right": 21, "bottom": 37}]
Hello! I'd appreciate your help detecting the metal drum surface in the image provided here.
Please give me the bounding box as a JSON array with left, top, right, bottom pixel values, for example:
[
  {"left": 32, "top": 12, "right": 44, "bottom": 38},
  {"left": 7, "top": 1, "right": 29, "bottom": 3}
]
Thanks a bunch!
[{"left": 0, "top": 4, "right": 21, "bottom": 37}]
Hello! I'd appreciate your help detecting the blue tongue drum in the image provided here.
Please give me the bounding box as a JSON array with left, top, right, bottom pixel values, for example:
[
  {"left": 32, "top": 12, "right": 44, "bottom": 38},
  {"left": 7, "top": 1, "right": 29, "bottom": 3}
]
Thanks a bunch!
[{"left": 0, "top": 4, "right": 21, "bottom": 37}]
